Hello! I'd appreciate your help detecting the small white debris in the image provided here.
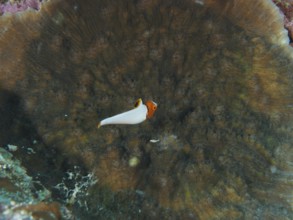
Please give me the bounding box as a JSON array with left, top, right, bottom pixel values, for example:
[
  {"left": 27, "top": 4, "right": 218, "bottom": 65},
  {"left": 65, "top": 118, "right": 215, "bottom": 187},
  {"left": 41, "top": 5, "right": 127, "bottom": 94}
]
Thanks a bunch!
[
  {"left": 129, "top": 157, "right": 140, "bottom": 167},
  {"left": 135, "top": 190, "right": 145, "bottom": 196},
  {"left": 27, "top": 148, "right": 36, "bottom": 154},
  {"left": 270, "top": 166, "right": 277, "bottom": 174},
  {"left": 195, "top": 0, "right": 204, "bottom": 5},
  {"left": 7, "top": 144, "right": 18, "bottom": 152},
  {"left": 149, "top": 139, "right": 160, "bottom": 143}
]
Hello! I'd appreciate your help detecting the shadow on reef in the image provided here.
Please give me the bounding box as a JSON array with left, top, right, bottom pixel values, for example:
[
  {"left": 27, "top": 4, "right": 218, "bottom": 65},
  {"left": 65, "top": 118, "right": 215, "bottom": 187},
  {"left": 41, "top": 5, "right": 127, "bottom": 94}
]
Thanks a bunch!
[
  {"left": 0, "top": 0, "right": 293, "bottom": 219},
  {"left": 0, "top": 89, "right": 47, "bottom": 172},
  {"left": 0, "top": 89, "right": 34, "bottom": 147},
  {"left": 0, "top": 88, "right": 87, "bottom": 199}
]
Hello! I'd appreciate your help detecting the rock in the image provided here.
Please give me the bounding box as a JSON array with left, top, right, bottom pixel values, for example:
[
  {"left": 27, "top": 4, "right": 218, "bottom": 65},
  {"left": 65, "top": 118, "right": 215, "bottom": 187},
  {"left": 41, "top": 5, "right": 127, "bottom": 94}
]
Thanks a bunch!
[{"left": 0, "top": 147, "right": 63, "bottom": 220}]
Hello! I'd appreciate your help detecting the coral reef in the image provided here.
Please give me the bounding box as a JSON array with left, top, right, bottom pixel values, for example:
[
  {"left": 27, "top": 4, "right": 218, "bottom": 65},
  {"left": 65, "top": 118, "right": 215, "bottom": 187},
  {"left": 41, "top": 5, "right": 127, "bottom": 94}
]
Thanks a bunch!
[
  {"left": 206, "top": 0, "right": 290, "bottom": 46},
  {"left": 0, "top": 0, "right": 43, "bottom": 15},
  {"left": 54, "top": 166, "right": 97, "bottom": 207},
  {"left": 0, "top": 147, "right": 62, "bottom": 219},
  {"left": 273, "top": 0, "right": 293, "bottom": 45},
  {"left": 0, "top": 0, "right": 293, "bottom": 219}
]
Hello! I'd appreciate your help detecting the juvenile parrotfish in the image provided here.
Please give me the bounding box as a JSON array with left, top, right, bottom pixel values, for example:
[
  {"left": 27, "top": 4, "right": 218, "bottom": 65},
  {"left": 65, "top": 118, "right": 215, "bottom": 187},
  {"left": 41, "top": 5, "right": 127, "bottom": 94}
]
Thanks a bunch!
[{"left": 98, "top": 98, "right": 157, "bottom": 128}]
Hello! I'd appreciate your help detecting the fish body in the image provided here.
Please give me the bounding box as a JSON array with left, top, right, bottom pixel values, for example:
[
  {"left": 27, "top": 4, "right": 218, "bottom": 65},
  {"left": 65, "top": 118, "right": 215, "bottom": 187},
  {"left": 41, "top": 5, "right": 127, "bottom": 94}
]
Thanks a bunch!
[{"left": 98, "top": 98, "right": 157, "bottom": 128}]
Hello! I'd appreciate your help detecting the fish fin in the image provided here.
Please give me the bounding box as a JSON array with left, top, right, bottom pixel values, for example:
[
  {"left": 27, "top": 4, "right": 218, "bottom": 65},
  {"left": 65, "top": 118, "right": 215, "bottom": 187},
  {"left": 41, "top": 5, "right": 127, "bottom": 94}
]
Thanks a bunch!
[
  {"left": 97, "top": 122, "right": 102, "bottom": 128},
  {"left": 134, "top": 98, "right": 142, "bottom": 108}
]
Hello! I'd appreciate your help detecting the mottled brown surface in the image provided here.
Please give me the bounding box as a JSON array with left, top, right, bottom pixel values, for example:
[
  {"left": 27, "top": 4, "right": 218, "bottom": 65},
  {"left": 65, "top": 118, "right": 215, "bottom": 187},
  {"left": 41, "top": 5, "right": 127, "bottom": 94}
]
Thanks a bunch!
[{"left": 0, "top": 0, "right": 292, "bottom": 219}]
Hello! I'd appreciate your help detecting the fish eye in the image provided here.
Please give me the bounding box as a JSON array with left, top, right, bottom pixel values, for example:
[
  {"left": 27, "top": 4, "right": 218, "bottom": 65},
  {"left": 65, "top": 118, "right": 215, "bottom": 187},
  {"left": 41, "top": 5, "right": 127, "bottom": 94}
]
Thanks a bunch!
[{"left": 153, "top": 106, "right": 157, "bottom": 110}]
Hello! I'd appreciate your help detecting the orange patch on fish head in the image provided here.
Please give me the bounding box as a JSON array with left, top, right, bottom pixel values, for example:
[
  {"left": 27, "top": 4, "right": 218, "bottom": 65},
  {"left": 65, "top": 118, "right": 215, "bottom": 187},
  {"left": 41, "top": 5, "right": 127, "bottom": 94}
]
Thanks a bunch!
[{"left": 145, "top": 100, "right": 157, "bottom": 119}]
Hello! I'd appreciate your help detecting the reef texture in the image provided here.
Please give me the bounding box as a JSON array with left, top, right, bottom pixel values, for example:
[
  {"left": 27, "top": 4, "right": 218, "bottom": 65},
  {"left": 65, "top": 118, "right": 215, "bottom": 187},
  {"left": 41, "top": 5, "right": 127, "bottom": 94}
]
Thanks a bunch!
[
  {"left": 0, "top": 0, "right": 293, "bottom": 219},
  {"left": 273, "top": 0, "right": 293, "bottom": 45},
  {"left": 0, "top": 147, "right": 62, "bottom": 219},
  {"left": 0, "top": 0, "right": 43, "bottom": 15}
]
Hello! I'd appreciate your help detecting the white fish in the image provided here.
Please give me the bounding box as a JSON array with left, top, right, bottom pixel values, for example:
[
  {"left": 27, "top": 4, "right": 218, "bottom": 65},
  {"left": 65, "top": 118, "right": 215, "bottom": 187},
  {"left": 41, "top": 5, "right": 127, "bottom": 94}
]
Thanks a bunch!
[{"left": 98, "top": 98, "right": 157, "bottom": 128}]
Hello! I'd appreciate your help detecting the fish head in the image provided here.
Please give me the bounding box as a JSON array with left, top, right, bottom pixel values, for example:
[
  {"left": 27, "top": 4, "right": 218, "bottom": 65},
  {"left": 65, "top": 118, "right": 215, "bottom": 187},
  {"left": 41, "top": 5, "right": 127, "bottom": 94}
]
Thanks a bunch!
[{"left": 145, "top": 100, "right": 157, "bottom": 119}]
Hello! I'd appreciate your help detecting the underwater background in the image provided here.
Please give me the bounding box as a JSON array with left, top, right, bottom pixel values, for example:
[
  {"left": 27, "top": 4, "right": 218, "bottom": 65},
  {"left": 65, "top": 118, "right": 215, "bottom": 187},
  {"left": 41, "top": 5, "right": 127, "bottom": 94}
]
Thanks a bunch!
[{"left": 0, "top": 0, "right": 293, "bottom": 219}]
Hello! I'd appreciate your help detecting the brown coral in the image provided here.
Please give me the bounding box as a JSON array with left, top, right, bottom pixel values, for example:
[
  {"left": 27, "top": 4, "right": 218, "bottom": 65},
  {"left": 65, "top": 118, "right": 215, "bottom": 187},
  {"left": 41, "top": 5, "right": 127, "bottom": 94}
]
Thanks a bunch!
[
  {"left": 0, "top": 0, "right": 293, "bottom": 219},
  {"left": 273, "top": 0, "right": 293, "bottom": 45}
]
